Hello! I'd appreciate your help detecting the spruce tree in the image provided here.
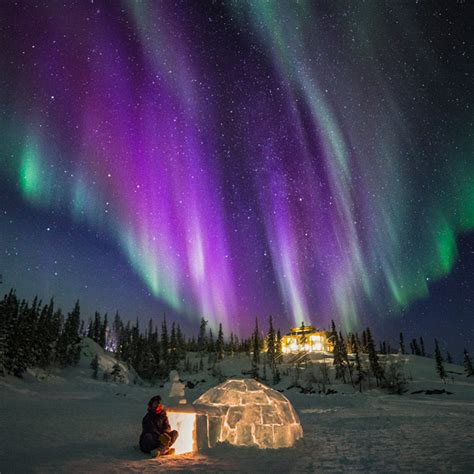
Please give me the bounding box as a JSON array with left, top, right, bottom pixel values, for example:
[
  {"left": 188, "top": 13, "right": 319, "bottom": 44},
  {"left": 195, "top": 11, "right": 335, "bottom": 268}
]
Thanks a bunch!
[
  {"left": 267, "top": 315, "right": 276, "bottom": 369},
  {"left": 161, "top": 316, "right": 169, "bottom": 371},
  {"left": 118, "top": 321, "right": 131, "bottom": 362},
  {"left": 353, "top": 337, "right": 364, "bottom": 392},
  {"left": 11, "top": 307, "right": 29, "bottom": 377},
  {"left": 233, "top": 334, "right": 240, "bottom": 354},
  {"left": 86, "top": 317, "right": 93, "bottom": 338},
  {"left": 51, "top": 308, "right": 63, "bottom": 364},
  {"left": 355, "top": 333, "right": 361, "bottom": 352},
  {"left": 92, "top": 312, "right": 101, "bottom": 343},
  {"left": 419, "top": 337, "right": 425, "bottom": 357},
  {"left": 169, "top": 322, "right": 178, "bottom": 370},
  {"left": 331, "top": 321, "right": 345, "bottom": 382},
  {"left": 463, "top": 349, "right": 473, "bottom": 376},
  {"left": 37, "top": 299, "right": 57, "bottom": 369},
  {"left": 208, "top": 328, "right": 215, "bottom": 354},
  {"left": 446, "top": 351, "right": 453, "bottom": 364},
  {"left": 112, "top": 311, "right": 122, "bottom": 353},
  {"left": 0, "top": 307, "right": 6, "bottom": 376},
  {"left": 362, "top": 330, "right": 367, "bottom": 353},
  {"left": 69, "top": 300, "right": 82, "bottom": 365},
  {"left": 111, "top": 361, "right": 123, "bottom": 383},
  {"left": 90, "top": 354, "right": 99, "bottom": 379},
  {"left": 366, "top": 328, "right": 384, "bottom": 386},
  {"left": 276, "top": 329, "right": 282, "bottom": 363},
  {"left": 26, "top": 297, "right": 41, "bottom": 366},
  {"left": 410, "top": 339, "right": 421, "bottom": 356},
  {"left": 176, "top": 324, "right": 186, "bottom": 360},
  {"left": 197, "top": 318, "right": 208, "bottom": 353},
  {"left": 350, "top": 334, "right": 357, "bottom": 357},
  {"left": 99, "top": 313, "right": 108, "bottom": 349},
  {"left": 216, "top": 323, "right": 224, "bottom": 360},
  {"left": 130, "top": 319, "right": 141, "bottom": 369},
  {"left": 147, "top": 319, "right": 154, "bottom": 344},
  {"left": 434, "top": 339, "right": 446, "bottom": 382},
  {"left": 339, "top": 331, "right": 353, "bottom": 386},
  {"left": 251, "top": 318, "right": 261, "bottom": 379},
  {"left": 57, "top": 300, "right": 81, "bottom": 367}
]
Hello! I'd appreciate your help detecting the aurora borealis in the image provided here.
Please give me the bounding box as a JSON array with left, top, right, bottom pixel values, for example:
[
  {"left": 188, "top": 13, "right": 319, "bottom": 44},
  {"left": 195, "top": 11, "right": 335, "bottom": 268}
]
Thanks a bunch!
[{"left": 0, "top": 1, "right": 473, "bottom": 346}]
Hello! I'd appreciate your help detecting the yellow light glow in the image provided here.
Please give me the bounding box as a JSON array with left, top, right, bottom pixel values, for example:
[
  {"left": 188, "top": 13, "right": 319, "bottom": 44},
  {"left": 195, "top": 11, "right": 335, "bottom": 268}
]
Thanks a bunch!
[
  {"left": 167, "top": 411, "right": 197, "bottom": 455},
  {"left": 281, "top": 329, "right": 329, "bottom": 353}
]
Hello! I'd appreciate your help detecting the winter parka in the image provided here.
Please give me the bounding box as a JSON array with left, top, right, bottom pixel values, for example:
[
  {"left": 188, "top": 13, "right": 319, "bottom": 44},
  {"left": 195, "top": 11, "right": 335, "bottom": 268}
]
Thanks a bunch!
[{"left": 139, "top": 408, "right": 171, "bottom": 451}]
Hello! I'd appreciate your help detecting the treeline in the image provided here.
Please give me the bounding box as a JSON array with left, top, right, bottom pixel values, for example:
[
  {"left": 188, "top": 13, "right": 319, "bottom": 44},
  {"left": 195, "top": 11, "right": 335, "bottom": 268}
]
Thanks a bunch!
[
  {"left": 86, "top": 312, "right": 267, "bottom": 381},
  {"left": 1, "top": 290, "right": 473, "bottom": 386},
  {"left": 329, "top": 321, "right": 396, "bottom": 392},
  {"left": 319, "top": 321, "right": 473, "bottom": 393},
  {"left": 0, "top": 289, "right": 281, "bottom": 382},
  {"left": 0, "top": 290, "right": 81, "bottom": 377}
]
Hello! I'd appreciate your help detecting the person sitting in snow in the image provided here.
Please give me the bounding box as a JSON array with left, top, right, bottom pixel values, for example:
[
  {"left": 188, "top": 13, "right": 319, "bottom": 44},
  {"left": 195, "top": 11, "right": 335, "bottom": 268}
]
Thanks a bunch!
[{"left": 139, "top": 395, "right": 179, "bottom": 457}]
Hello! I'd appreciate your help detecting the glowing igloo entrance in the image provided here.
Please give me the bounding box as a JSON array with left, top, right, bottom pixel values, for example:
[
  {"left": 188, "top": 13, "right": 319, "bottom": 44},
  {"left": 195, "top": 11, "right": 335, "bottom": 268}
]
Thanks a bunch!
[{"left": 193, "top": 379, "right": 303, "bottom": 449}]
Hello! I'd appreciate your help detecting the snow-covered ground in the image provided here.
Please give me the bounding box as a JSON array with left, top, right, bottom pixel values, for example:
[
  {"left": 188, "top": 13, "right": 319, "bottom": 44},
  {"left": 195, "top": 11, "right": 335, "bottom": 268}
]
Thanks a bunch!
[{"left": 1, "top": 340, "right": 473, "bottom": 473}]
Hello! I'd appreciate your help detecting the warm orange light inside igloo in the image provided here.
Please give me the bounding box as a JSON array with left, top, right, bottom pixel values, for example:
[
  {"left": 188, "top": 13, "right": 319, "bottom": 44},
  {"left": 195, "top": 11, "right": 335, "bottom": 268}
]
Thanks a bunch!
[{"left": 167, "top": 407, "right": 197, "bottom": 455}]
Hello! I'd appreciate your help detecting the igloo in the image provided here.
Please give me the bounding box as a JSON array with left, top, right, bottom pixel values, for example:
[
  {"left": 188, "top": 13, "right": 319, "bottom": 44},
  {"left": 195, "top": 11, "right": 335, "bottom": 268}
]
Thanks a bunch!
[{"left": 193, "top": 379, "right": 303, "bottom": 449}]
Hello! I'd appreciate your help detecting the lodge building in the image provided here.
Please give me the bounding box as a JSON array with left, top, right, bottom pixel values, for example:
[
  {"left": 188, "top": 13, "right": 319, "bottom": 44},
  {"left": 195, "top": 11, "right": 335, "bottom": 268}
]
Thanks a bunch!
[{"left": 281, "top": 324, "right": 333, "bottom": 354}]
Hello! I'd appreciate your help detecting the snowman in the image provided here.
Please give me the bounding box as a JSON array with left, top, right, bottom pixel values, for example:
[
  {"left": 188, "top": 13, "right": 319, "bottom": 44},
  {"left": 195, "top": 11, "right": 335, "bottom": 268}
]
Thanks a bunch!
[{"left": 168, "top": 370, "right": 187, "bottom": 405}]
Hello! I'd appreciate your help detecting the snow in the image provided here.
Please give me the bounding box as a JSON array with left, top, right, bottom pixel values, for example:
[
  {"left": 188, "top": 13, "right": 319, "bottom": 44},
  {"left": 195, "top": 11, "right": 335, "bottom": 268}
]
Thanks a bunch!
[
  {"left": 79, "top": 338, "right": 141, "bottom": 385},
  {"left": 193, "top": 379, "right": 303, "bottom": 449},
  {"left": 1, "top": 343, "right": 473, "bottom": 472}
]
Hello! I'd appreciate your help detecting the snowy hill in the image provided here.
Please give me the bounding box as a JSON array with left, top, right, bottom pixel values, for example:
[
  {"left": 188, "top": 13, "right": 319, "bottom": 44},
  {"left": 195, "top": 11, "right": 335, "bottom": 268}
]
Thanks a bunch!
[
  {"left": 2, "top": 337, "right": 142, "bottom": 388},
  {"left": 1, "top": 348, "right": 473, "bottom": 472},
  {"left": 78, "top": 337, "right": 142, "bottom": 385}
]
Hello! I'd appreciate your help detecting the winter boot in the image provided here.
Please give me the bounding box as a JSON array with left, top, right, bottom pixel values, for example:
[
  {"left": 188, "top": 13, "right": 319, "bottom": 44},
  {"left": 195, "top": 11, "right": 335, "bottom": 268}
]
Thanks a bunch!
[
  {"left": 150, "top": 448, "right": 160, "bottom": 458},
  {"left": 160, "top": 448, "right": 175, "bottom": 456}
]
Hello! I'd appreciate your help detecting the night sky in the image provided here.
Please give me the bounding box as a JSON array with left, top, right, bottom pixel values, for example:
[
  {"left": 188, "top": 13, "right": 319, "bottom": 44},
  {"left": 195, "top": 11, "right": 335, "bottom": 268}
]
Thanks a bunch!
[{"left": 0, "top": 1, "right": 473, "bottom": 352}]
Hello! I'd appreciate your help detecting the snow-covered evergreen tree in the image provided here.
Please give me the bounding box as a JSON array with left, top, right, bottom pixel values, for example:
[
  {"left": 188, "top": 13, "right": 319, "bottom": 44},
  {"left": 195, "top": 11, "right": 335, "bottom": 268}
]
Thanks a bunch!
[
  {"left": 99, "top": 313, "right": 108, "bottom": 349},
  {"left": 266, "top": 315, "right": 276, "bottom": 369},
  {"left": 251, "top": 318, "right": 261, "bottom": 379},
  {"left": 339, "top": 331, "right": 353, "bottom": 386},
  {"left": 197, "top": 317, "right": 208, "bottom": 353},
  {"left": 366, "top": 328, "right": 384, "bottom": 386},
  {"left": 90, "top": 354, "right": 99, "bottom": 379},
  {"left": 160, "top": 316, "right": 169, "bottom": 370},
  {"left": 419, "top": 337, "right": 426, "bottom": 357},
  {"left": 331, "top": 321, "right": 346, "bottom": 382},
  {"left": 463, "top": 349, "right": 473, "bottom": 376},
  {"left": 434, "top": 339, "right": 446, "bottom": 382},
  {"left": 176, "top": 323, "right": 186, "bottom": 360},
  {"left": 353, "top": 336, "right": 364, "bottom": 392},
  {"left": 276, "top": 329, "right": 282, "bottom": 363},
  {"left": 92, "top": 312, "right": 101, "bottom": 343},
  {"left": 111, "top": 361, "right": 124, "bottom": 383},
  {"left": 169, "top": 322, "right": 178, "bottom": 369},
  {"left": 216, "top": 323, "right": 224, "bottom": 360}
]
